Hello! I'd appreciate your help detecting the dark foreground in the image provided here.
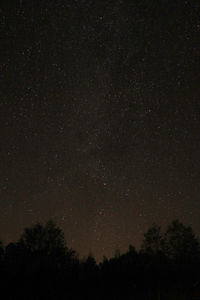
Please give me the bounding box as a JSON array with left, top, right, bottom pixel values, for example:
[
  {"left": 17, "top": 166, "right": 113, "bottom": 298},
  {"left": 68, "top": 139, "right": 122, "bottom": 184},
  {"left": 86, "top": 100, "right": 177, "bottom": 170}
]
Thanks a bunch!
[{"left": 0, "top": 220, "right": 200, "bottom": 299}]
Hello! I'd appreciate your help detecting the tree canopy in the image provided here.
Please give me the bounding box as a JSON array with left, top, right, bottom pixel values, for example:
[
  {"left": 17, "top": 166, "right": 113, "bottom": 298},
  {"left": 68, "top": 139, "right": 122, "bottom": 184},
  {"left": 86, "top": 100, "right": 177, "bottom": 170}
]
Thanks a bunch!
[
  {"left": 0, "top": 219, "right": 200, "bottom": 300},
  {"left": 19, "top": 220, "right": 66, "bottom": 255}
]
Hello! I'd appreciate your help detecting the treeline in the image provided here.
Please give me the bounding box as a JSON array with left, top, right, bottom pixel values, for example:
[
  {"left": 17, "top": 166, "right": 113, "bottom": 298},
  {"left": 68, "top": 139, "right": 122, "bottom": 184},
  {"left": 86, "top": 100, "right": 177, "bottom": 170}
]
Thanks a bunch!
[{"left": 0, "top": 220, "right": 200, "bottom": 299}]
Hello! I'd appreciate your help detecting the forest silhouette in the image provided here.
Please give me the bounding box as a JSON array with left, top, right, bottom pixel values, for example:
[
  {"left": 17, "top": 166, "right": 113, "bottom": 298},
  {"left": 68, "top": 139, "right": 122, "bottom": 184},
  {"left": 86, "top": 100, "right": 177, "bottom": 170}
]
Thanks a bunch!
[{"left": 0, "top": 219, "right": 200, "bottom": 299}]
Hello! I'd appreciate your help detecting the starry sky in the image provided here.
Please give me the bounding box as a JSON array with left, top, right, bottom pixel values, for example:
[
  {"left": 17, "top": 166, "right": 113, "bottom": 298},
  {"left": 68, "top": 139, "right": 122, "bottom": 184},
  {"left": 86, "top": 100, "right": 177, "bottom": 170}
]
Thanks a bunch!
[{"left": 1, "top": 0, "right": 200, "bottom": 261}]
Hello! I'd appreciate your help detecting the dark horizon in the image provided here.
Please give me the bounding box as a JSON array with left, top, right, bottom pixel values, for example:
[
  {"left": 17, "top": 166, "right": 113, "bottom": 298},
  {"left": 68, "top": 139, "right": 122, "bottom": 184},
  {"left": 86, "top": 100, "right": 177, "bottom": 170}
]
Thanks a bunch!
[{"left": 0, "top": 219, "right": 200, "bottom": 300}]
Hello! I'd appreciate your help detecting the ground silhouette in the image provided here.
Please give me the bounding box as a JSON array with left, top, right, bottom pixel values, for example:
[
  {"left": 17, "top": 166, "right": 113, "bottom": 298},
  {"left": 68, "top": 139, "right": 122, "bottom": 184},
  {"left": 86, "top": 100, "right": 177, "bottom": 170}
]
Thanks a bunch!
[{"left": 0, "top": 219, "right": 199, "bottom": 299}]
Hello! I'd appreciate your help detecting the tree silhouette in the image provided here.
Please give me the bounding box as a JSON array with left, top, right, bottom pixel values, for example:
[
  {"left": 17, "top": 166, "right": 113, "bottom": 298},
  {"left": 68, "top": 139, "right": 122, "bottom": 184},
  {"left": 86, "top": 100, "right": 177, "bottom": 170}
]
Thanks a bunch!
[
  {"left": 1, "top": 219, "right": 200, "bottom": 299},
  {"left": 84, "top": 254, "right": 97, "bottom": 271},
  {"left": 158, "top": 219, "right": 200, "bottom": 298},
  {"left": 164, "top": 219, "right": 199, "bottom": 261},
  {"left": 18, "top": 220, "right": 76, "bottom": 265},
  {"left": 4, "top": 220, "right": 78, "bottom": 299},
  {"left": 141, "top": 223, "right": 165, "bottom": 255},
  {"left": 19, "top": 220, "right": 65, "bottom": 252}
]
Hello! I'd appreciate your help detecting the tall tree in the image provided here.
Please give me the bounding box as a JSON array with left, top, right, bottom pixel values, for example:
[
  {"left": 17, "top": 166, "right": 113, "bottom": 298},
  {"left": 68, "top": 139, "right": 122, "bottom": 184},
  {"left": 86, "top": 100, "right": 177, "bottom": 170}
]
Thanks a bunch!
[
  {"left": 164, "top": 220, "right": 199, "bottom": 261},
  {"left": 18, "top": 220, "right": 75, "bottom": 266},
  {"left": 141, "top": 223, "right": 165, "bottom": 255}
]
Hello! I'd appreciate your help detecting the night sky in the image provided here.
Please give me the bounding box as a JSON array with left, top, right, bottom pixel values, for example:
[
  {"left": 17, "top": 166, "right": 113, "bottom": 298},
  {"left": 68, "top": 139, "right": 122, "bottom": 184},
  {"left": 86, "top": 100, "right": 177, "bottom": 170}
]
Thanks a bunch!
[{"left": 1, "top": 0, "right": 200, "bottom": 262}]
